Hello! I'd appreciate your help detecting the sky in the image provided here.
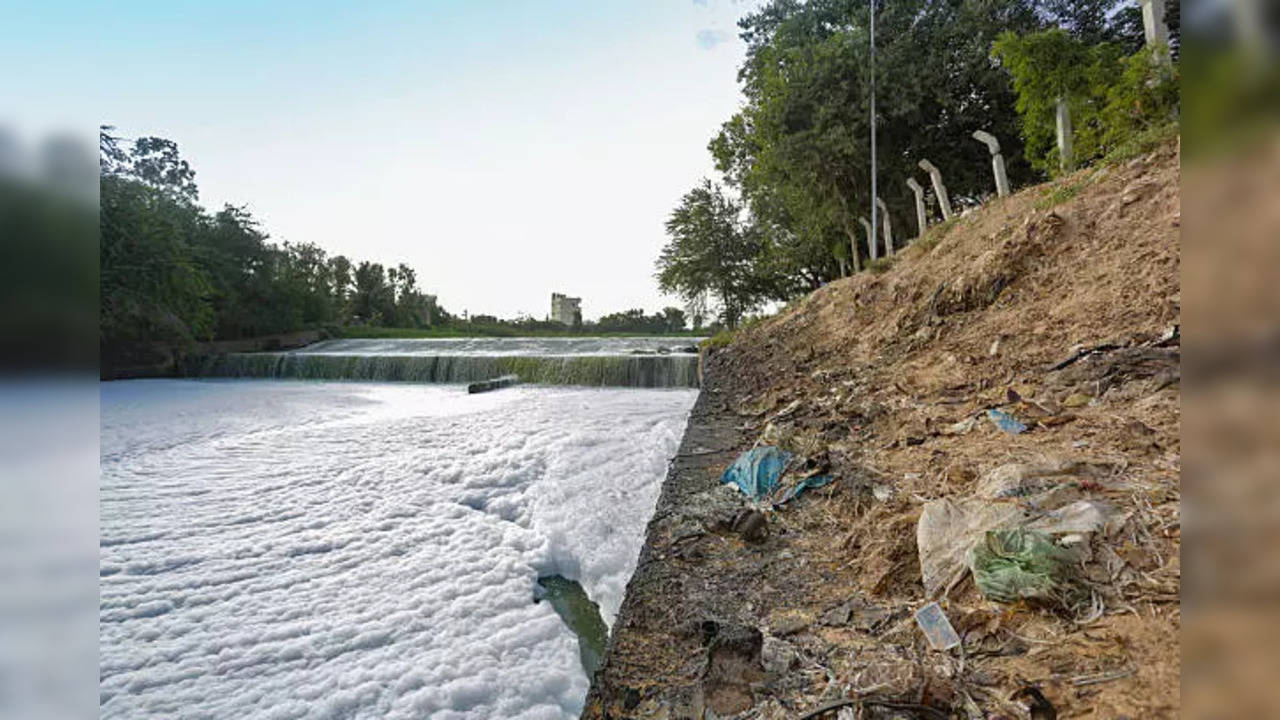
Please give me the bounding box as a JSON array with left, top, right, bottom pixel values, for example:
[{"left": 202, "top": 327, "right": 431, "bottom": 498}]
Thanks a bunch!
[{"left": 4, "top": 0, "right": 762, "bottom": 321}]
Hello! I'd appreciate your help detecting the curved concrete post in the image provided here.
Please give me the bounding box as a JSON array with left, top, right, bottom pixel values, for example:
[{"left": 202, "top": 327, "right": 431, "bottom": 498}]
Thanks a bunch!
[
  {"left": 918, "top": 159, "right": 953, "bottom": 220},
  {"left": 1055, "top": 97, "right": 1074, "bottom": 173},
  {"left": 858, "top": 216, "right": 876, "bottom": 261},
  {"left": 1138, "top": 0, "right": 1170, "bottom": 61},
  {"left": 875, "top": 198, "right": 894, "bottom": 255},
  {"left": 972, "top": 130, "right": 1011, "bottom": 197},
  {"left": 905, "top": 178, "right": 927, "bottom": 239}
]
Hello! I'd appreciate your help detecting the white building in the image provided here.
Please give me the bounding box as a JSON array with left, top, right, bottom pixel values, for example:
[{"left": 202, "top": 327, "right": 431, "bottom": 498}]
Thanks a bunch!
[{"left": 550, "top": 293, "right": 582, "bottom": 326}]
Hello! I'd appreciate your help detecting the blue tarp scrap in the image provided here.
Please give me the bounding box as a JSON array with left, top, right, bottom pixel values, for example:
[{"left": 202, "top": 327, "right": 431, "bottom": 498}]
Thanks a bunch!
[
  {"left": 720, "top": 446, "right": 833, "bottom": 507},
  {"left": 987, "top": 408, "right": 1028, "bottom": 435}
]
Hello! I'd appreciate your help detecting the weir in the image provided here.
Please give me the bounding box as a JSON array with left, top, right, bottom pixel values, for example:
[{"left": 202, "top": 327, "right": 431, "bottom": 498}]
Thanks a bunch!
[{"left": 185, "top": 338, "right": 703, "bottom": 389}]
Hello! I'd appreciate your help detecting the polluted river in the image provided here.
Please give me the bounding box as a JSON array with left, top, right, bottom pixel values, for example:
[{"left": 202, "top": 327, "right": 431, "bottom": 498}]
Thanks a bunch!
[{"left": 99, "top": 337, "right": 700, "bottom": 719}]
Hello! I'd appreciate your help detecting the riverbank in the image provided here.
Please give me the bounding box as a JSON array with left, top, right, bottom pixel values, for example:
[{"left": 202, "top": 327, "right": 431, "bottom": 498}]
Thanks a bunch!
[{"left": 587, "top": 141, "right": 1180, "bottom": 717}]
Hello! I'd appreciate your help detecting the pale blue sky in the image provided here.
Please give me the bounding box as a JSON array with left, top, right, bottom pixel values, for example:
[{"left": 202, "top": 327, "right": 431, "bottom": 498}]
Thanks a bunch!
[{"left": 5, "top": 0, "right": 760, "bottom": 320}]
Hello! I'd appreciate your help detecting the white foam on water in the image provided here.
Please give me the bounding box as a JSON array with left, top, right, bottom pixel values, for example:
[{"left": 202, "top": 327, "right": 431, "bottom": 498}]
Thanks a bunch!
[{"left": 99, "top": 380, "right": 696, "bottom": 719}]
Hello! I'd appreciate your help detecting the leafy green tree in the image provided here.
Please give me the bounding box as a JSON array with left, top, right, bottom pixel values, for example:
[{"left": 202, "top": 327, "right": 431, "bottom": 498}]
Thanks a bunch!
[
  {"left": 99, "top": 129, "right": 453, "bottom": 365},
  {"left": 351, "top": 261, "right": 391, "bottom": 324},
  {"left": 992, "top": 29, "right": 1177, "bottom": 173},
  {"left": 656, "top": 180, "right": 764, "bottom": 329},
  {"left": 714, "top": 0, "right": 1042, "bottom": 282},
  {"left": 328, "top": 255, "right": 353, "bottom": 320},
  {"left": 661, "top": 307, "right": 687, "bottom": 333}
]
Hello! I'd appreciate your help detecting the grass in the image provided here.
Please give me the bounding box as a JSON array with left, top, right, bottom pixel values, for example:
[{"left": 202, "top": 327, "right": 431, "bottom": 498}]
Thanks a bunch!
[
  {"left": 914, "top": 217, "right": 960, "bottom": 254},
  {"left": 699, "top": 328, "right": 737, "bottom": 351},
  {"left": 867, "top": 256, "right": 896, "bottom": 274},
  {"left": 1102, "top": 120, "right": 1179, "bottom": 166},
  {"left": 1035, "top": 178, "right": 1087, "bottom": 209}
]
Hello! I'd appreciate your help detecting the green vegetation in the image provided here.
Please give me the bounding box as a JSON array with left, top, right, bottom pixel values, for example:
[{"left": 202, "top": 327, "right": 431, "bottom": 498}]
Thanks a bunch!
[
  {"left": 867, "top": 257, "right": 896, "bottom": 274},
  {"left": 992, "top": 30, "right": 1178, "bottom": 175},
  {"left": 1035, "top": 179, "right": 1087, "bottom": 209},
  {"left": 1102, "top": 120, "right": 1180, "bottom": 165},
  {"left": 654, "top": 0, "right": 1177, "bottom": 327},
  {"left": 699, "top": 328, "right": 737, "bottom": 352},
  {"left": 100, "top": 130, "right": 707, "bottom": 368},
  {"left": 100, "top": 129, "right": 449, "bottom": 369},
  {"left": 914, "top": 217, "right": 961, "bottom": 254}
]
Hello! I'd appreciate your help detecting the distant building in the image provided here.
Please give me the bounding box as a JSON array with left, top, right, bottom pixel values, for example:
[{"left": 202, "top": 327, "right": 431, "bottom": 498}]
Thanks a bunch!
[{"left": 550, "top": 293, "right": 582, "bottom": 326}]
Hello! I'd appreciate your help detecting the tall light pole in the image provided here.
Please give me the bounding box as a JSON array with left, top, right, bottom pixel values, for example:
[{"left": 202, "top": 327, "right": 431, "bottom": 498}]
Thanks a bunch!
[{"left": 868, "top": 0, "right": 877, "bottom": 262}]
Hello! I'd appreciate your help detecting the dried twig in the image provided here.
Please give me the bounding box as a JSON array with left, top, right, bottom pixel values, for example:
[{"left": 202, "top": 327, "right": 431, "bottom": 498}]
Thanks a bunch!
[{"left": 1071, "top": 667, "right": 1136, "bottom": 686}]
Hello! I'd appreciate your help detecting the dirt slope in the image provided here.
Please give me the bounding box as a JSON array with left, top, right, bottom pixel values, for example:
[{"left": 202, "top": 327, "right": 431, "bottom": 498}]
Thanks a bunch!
[{"left": 585, "top": 140, "right": 1180, "bottom": 719}]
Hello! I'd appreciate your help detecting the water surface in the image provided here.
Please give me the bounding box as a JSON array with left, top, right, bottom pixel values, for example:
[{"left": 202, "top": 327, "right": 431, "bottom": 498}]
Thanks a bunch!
[{"left": 100, "top": 380, "right": 695, "bottom": 719}]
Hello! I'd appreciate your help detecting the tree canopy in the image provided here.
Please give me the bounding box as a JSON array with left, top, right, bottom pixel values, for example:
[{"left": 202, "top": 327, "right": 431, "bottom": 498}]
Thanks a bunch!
[
  {"left": 100, "top": 129, "right": 448, "bottom": 367},
  {"left": 655, "top": 0, "right": 1169, "bottom": 323}
]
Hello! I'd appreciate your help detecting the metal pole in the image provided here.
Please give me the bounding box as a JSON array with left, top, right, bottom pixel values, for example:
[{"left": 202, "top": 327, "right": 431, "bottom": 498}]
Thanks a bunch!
[{"left": 869, "top": 0, "right": 877, "bottom": 262}]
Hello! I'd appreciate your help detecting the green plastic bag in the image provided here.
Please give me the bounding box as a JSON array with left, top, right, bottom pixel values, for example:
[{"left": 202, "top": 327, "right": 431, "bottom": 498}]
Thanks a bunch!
[{"left": 969, "top": 528, "right": 1082, "bottom": 605}]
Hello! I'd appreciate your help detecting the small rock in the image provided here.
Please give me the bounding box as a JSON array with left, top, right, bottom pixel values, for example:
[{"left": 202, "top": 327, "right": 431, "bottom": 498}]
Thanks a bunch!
[
  {"left": 770, "top": 615, "right": 810, "bottom": 637},
  {"left": 761, "top": 636, "right": 797, "bottom": 674},
  {"left": 732, "top": 510, "right": 768, "bottom": 544},
  {"left": 819, "top": 601, "right": 854, "bottom": 626}
]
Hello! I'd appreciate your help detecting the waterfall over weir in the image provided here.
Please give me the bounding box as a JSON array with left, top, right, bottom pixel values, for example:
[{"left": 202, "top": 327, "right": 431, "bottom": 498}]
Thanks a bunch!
[{"left": 188, "top": 337, "right": 703, "bottom": 389}]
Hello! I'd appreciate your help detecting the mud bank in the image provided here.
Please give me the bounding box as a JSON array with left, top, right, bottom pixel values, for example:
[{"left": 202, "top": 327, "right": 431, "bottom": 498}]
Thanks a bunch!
[
  {"left": 585, "top": 142, "right": 1180, "bottom": 718},
  {"left": 583, "top": 353, "right": 762, "bottom": 718}
]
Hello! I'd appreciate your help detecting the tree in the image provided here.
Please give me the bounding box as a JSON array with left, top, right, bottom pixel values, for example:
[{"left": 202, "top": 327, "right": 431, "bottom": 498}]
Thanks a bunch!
[
  {"left": 712, "top": 0, "right": 1042, "bottom": 284},
  {"left": 351, "top": 261, "right": 390, "bottom": 324},
  {"left": 661, "top": 307, "right": 687, "bottom": 333},
  {"left": 100, "top": 129, "right": 455, "bottom": 364},
  {"left": 656, "top": 180, "right": 764, "bottom": 329},
  {"left": 992, "top": 28, "right": 1177, "bottom": 173}
]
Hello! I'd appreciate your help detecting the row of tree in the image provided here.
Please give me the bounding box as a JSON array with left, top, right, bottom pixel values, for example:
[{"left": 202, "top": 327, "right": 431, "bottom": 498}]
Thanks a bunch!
[
  {"left": 656, "top": 0, "right": 1178, "bottom": 328},
  {"left": 101, "top": 131, "right": 700, "bottom": 370},
  {"left": 100, "top": 130, "right": 448, "bottom": 365}
]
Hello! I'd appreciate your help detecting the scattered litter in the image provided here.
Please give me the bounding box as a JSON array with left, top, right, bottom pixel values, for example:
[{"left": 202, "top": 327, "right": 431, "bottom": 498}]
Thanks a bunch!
[
  {"left": 720, "top": 446, "right": 833, "bottom": 507},
  {"left": 721, "top": 447, "right": 790, "bottom": 498},
  {"left": 918, "top": 497, "right": 1023, "bottom": 596},
  {"left": 914, "top": 601, "right": 961, "bottom": 651},
  {"left": 943, "top": 416, "right": 978, "bottom": 435},
  {"left": 917, "top": 460, "right": 1118, "bottom": 600},
  {"left": 987, "top": 409, "right": 1028, "bottom": 434},
  {"left": 969, "top": 528, "right": 1083, "bottom": 604}
]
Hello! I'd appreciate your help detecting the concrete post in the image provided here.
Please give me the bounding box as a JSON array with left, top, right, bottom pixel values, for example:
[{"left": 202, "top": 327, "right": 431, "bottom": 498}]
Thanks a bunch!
[
  {"left": 1055, "top": 97, "right": 1074, "bottom": 173},
  {"left": 1141, "top": 0, "right": 1172, "bottom": 63},
  {"left": 858, "top": 216, "right": 877, "bottom": 261},
  {"left": 918, "top": 160, "right": 953, "bottom": 220},
  {"left": 906, "top": 178, "right": 927, "bottom": 239},
  {"left": 972, "top": 130, "right": 1011, "bottom": 197},
  {"left": 875, "top": 197, "right": 894, "bottom": 255}
]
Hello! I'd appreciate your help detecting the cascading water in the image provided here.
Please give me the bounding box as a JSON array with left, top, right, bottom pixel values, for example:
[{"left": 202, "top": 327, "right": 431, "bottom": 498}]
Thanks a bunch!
[{"left": 189, "top": 337, "right": 702, "bottom": 388}]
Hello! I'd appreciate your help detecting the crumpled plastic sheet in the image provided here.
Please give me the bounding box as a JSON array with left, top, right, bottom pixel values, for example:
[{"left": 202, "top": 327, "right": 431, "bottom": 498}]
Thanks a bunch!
[{"left": 721, "top": 446, "right": 832, "bottom": 507}]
